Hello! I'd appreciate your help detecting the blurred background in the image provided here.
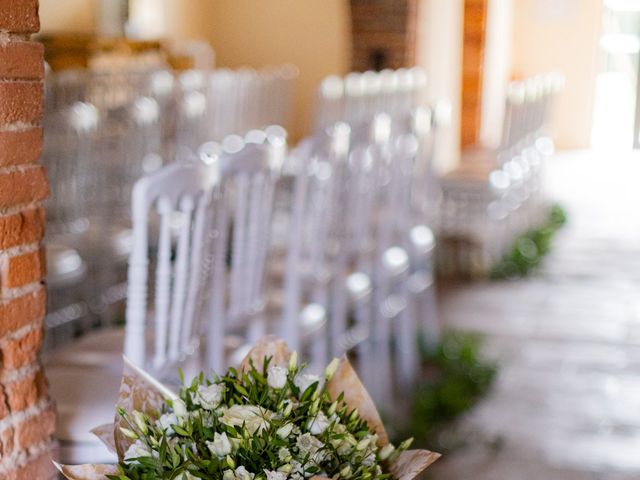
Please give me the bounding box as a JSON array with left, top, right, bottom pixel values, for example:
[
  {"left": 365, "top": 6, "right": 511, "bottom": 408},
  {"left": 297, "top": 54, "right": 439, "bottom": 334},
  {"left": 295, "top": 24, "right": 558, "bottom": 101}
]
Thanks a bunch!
[{"left": 37, "top": 0, "right": 640, "bottom": 478}]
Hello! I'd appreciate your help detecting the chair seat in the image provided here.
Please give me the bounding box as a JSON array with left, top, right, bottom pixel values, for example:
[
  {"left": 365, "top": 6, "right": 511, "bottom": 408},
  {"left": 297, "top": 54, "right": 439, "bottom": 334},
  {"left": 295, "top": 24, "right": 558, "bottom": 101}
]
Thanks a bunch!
[
  {"left": 444, "top": 147, "right": 499, "bottom": 183},
  {"left": 47, "top": 364, "right": 121, "bottom": 464},
  {"left": 44, "top": 327, "right": 125, "bottom": 376}
]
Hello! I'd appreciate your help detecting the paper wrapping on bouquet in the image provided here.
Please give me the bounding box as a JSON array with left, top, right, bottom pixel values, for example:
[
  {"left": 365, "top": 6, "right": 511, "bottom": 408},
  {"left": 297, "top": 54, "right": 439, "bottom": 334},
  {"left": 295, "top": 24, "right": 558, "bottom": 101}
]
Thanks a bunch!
[{"left": 56, "top": 336, "right": 440, "bottom": 480}]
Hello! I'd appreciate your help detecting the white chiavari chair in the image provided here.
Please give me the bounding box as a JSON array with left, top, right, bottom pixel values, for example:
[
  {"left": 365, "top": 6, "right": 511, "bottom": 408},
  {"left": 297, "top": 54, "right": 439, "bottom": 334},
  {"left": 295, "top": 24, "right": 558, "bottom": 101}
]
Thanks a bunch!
[
  {"left": 280, "top": 123, "right": 351, "bottom": 372},
  {"left": 124, "top": 161, "right": 218, "bottom": 375},
  {"left": 42, "top": 69, "right": 100, "bottom": 348},
  {"left": 148, "top": 69, "right": 178, "bottom": 163},
  {"left": 176, "top": 70, "right": 208, "bottom": 159},
  {"left": 199, "top": 128, "right": 286, "bottom": 373},
  {"left": 440, "top": 72, "right": 563, "bottom": 277},
  {"left": 47, "top": 160, "right": 218, "bottom": 465},
  {"left": 315, "top": 75, "right": 344, "bottom": 131}
]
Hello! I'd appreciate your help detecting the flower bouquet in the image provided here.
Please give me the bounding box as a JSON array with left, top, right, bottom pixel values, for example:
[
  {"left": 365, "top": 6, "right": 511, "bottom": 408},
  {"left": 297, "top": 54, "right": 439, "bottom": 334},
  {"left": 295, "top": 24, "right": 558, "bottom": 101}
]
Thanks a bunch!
[{"left": 55, "top": 337, "right": 440, "bottom": 480}]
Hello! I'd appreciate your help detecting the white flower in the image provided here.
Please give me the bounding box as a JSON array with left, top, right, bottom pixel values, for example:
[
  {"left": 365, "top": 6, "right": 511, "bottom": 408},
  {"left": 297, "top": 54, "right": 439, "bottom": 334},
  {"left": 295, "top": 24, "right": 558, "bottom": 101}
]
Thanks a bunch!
[
  {"left": 156, "top": 412, "right": 178, "bottom": 435},
  {"left": 324, "top": 358, "right": 340, "bottom": 380},
  {"left": 306, "top": 412, "right": 331, "bottom": 435},
  {"left": 278, "top": 446, "right": 291, "bottom": 462},
  {"left": 172, "top": 398, "right": 188, "bottom": 418},
  {"left": 123, "top": 440, "right": 152, "bottom": 465},
  {"left": 294, "top": 374, "right": 319, "bottom": 394},
  {"left": 288, "top": 351, "right": 298, "bottom": 371},
  {"left": 191, "top": 383, "right": 224, "bottom": 409},
  {"left": 337, "top": 439, "right": 353, "bottom": 456},
  {"left": 221, "top": 405, "right": 273, "bottom": 434},
  {"left": 363, "top": 452, "right": 376, "bottom": 467},
  {"left": 378, "top": 443, "right": 395, "bottom": 460},
  {"left": 296, "top": 433, "right": 322, "bottom": 454},
  {"left": 235, "top": 466, "right": 255, "bottom": 480},
  {"left": 207, "top": 432, "right": 232, "bottom": 458},
  {"left": 290, "top": 461, "right": 304, "bottom": 476},
  {"left": 276, "top": 422, "right": 294, "bottom": 439},
  {"left": 267, "top": 365, "right": 288, "bottom": 389},
  {"left": 339, "top": 465, "right": 352, "bottom": 478},
  {"left": 180, "top": 473, "right": 198, "bottom": 480},
  {"left": 223, "top": 470, "right": 236, "bottom": 480},
  {"left": 264, "top": 470, "right": 287, "bottom": 480}
]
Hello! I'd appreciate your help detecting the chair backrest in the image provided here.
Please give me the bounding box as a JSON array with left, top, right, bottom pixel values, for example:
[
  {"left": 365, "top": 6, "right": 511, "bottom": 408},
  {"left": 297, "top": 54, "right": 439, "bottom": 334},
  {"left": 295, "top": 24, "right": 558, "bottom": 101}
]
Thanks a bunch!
[
  {"left": 176, "top": 70, "right": 208, "bottom": 158},
  {"left": 315, "top": 67, "right": 427, "bottom": 132},
  {"left": 124, "top": 161, "right": 218, "bottom": 375},
  {"left": 280, "top": 123, "right": 351, "bottom": 352},
  {"left": 43, "top": 99, "right": 99, "bottom": 237},
  {"left": 201, "top": 128, "right": 286, "bottom": 373}
]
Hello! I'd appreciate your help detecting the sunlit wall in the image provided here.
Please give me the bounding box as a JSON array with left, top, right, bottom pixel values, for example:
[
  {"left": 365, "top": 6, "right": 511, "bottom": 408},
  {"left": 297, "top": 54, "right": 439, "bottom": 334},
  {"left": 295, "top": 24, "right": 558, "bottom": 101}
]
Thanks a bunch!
[{"left": 511, "top": 0, "right": 602, "bottom": 150}]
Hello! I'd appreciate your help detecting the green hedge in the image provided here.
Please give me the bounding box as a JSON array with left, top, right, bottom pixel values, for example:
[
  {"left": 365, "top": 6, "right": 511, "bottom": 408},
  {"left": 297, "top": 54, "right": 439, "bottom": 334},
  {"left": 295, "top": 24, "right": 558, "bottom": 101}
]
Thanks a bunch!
[
  {"left": 393, "top": 332, "right": 498, "bottom": 453},
  {"left": 490, "top": 203, "right": 567, "bottom": 279}
]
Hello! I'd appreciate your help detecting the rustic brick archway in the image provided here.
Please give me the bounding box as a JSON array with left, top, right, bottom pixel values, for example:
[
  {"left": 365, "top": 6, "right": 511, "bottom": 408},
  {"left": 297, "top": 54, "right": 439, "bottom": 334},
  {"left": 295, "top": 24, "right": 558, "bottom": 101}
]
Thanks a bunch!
[
  {"left": 0, "top": 0, "right": 56, "bottom": 478},
  {"left": 349, "top": 0, "right": 419, "bottom": 72}
]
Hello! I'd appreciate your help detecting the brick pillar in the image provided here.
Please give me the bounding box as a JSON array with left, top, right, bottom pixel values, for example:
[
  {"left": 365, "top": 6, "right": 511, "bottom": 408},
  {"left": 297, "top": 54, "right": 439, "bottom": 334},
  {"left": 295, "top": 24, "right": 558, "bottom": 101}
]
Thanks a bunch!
[
  {"left": 0, "top": 1, "right": 57, "bottom": 478},
  {"left": 461, "top": 0, "right": 488, "bottom": 147},
  {"left": 349, "top": 0, "right": 419, "bottom": 72}
]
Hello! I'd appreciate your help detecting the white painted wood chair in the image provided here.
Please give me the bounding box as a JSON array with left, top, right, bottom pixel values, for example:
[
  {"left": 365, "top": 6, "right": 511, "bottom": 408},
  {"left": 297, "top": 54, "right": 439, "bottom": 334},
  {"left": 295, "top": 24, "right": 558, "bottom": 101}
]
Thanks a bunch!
[
  {"left": 124, "top": 160, "right": 219, "bottom": 376},
  {"left": 315, "top": 67, "right": 427, "bottom": 132},
  {"left": 280, "top": 123, "right": 351, "bottom": 372},
  {"left": 47, "top": 160, "right": 218, "bottom": 465},
  {"left": 175, "top": 70, "right": 208, "bottom": 160},
  {"left": 199, "top": 128, "right": 286, "bottom": 373}
]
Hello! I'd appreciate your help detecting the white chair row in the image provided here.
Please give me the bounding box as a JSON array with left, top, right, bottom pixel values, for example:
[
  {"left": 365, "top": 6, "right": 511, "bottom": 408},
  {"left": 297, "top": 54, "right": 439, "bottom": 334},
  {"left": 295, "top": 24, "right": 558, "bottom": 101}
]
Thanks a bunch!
[
  {"left": 438, "top": 72, "right": 564, "bottom": 277},
  {"left": 281, "top": 75, "right": 443, "bottom": 409},
  {"left": 42, "top": 65, "right": 297, "bottom": 350},
  {"left": 315, "top": 67, "right": 427, "bottom": 131}
]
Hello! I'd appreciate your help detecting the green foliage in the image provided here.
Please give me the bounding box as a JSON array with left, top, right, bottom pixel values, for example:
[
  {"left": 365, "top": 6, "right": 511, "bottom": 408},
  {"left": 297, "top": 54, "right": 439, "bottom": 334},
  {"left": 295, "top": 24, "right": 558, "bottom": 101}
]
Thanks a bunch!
[
  {"left": 395, "top": 332, "right": 497, "bottom": 452},
  {"left": 108, "top": 356, "right": 410, "bottom": 480},
  {"left": 490, "top": 203, "right": 568, "bottom": 279}
]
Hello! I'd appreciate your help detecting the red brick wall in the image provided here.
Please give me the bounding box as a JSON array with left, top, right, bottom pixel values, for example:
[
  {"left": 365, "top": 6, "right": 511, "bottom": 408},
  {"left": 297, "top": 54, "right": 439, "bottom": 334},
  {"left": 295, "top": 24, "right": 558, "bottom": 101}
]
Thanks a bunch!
[
  {"left": 461, "top": 0, "right": 488, "bottom": 147},
  {"left": 0, "top": 1, "right": 56, "bottom": 478},
  {"left": 349, "top": 0, "right": 419, "bottom": 71}
]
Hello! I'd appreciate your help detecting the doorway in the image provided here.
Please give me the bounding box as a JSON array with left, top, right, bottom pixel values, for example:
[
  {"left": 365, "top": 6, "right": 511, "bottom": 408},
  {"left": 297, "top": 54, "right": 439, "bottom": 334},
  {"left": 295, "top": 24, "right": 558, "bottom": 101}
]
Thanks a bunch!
[{"left": 591, "top": 0, "right": 640, "bottom": 150}]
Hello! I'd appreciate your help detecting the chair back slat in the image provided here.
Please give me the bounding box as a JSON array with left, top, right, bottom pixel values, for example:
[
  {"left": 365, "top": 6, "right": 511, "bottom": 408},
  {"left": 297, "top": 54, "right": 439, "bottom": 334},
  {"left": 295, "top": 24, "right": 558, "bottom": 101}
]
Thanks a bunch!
[
  {"left": 202, "top": 130, "right": 285, "bottom": 372},
  {"left": 153, "top": 201, "right": 173, "bottom": 370},
  {"left": 168, "top": 196, "right": 196, "bottom": 362},
  {"left": 181, "top": 195, "right": 210, "bottom": 353}
]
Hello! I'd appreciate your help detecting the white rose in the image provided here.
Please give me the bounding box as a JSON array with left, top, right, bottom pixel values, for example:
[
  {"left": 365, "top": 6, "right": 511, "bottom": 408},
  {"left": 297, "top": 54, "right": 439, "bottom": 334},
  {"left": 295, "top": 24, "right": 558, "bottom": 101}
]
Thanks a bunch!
[
  {"left": 123, "top": 440, "right": 152, "bottom": 465},
  {"left": 264, "top": 470, "right": 287, "bottom": 480},
  {"left": 191, "top": 383, "right": 225, "bottom": 409},
  {"left": 235, "top": 466, "right": 255, "bottom": 480},
  {"left": 306, "top": 412, "right": 331, "bottom": 435},
  {"left": 207, "top": 432, "right": 232, "bottom": 458},
  {"left": 156, "top": 412, "right": 178, "bottom": 435},
  {"left": 294, "top": 374, "right": 319, "bottom": 395},
  {"left": 221, "top": 405, "right": 273, "bottom": 434},
  {"left": 267, "top": 366, "right": 288, "bottom": 389},
  {"left": 223, "top": 470, "right": 236, "bottom": 480}
]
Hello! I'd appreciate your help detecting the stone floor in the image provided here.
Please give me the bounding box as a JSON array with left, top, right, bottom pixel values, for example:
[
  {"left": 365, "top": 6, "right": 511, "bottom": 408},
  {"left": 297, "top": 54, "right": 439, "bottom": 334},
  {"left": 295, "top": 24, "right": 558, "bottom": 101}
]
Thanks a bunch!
[{"left": 427, "top": 150, "right": 640, "bottom": 479}]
